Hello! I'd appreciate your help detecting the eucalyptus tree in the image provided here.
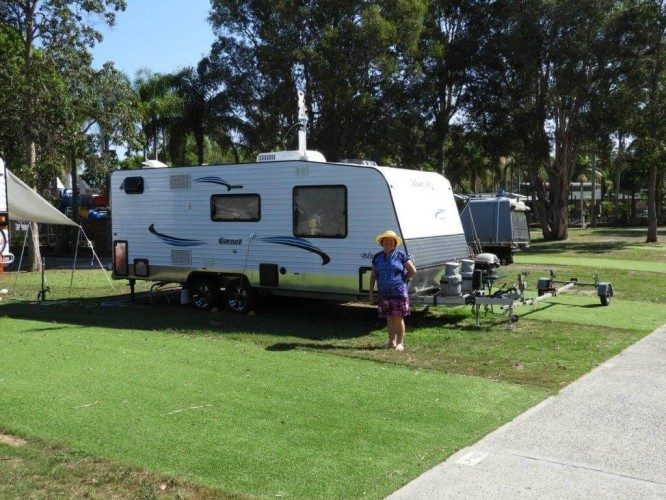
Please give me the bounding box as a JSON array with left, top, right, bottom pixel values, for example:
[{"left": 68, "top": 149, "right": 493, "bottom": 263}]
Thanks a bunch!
[
  {"left": 73, "top": 63, "right": 140, "bottom": 189},
  {"left": 415, "top": 0, "right": 487, "bottom": 174},
  {"left": 0, "top": 0, "right": 126, "bottom": 269},
  {"left": 208, "top": 0, "right": 300, "bottom": 156},
  {"left": 208, "top": 0, "right": 428, "bottom": 164},
  {"left": 631, "top": 0, "right": 664, "bottom": 243},
  {"left": 0, "top": 26, "right": 70, "bottom": 189},
  {"left": 467, "top": 0, "right": 655, "bottom": 240}
]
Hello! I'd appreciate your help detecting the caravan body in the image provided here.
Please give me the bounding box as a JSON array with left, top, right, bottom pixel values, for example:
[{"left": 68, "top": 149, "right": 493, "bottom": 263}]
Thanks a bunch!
[
  {"left": 110, "top": 160, "right": 468, "bottom": 306},
  {"left": 459, "top": 196, "right": 530, "bottom": 264}
]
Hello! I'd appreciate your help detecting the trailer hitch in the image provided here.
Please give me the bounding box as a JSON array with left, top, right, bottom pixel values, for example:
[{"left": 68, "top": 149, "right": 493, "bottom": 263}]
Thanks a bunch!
[{"left": 536, "top": 271, "right": 613, "bottom": 306}]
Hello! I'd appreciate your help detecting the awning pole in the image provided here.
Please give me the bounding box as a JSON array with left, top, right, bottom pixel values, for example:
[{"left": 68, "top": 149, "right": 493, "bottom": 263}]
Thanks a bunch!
[
  {"left": 69, "top": 226, "right": 81, "bottom": 292},
  {"left": 80, "top": 226, "right": 116, "bottom": 291}
]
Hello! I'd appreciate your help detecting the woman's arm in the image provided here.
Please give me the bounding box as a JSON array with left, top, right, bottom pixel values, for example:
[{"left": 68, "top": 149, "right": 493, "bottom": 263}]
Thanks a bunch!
[{"left": 404, "top": 260, "right": 417, "bottom": 281}]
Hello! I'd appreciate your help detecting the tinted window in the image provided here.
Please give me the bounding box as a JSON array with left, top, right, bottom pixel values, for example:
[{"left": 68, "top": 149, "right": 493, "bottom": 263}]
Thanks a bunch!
[
  {"left": 211, "top": 194, "right": 260, "bottom": 222},
  {"left": 293, "top": 185, "right": 347, "bottom": 238},
  {"left": 122, "top": 176, "right": 144, "bottom": 194}
]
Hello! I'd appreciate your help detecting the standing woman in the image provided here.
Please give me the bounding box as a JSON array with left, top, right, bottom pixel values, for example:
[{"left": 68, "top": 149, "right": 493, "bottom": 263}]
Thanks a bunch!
[{"left": 369, "top": 230, "right": 417, "bottom": 351}]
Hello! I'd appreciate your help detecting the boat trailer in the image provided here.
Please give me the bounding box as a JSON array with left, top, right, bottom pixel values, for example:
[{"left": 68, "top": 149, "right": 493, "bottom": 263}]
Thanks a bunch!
[{"left": 410, "top": 254, "right": 614, "bottom": 326}]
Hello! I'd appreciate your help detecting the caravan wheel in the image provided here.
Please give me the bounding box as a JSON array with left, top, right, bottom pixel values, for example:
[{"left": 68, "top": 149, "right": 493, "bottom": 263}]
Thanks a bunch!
[
  {"left": 189, "top": 277, "right": 218, "bottom": 311},
  {"left": 226, "top": 280, "right": 257, "bottom": 314}
]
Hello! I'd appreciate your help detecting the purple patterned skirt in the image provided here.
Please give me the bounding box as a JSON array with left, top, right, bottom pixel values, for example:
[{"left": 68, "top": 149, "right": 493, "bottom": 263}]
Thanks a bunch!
[{"left": 377, "top": 296, "right": 410, "bottom": 318}]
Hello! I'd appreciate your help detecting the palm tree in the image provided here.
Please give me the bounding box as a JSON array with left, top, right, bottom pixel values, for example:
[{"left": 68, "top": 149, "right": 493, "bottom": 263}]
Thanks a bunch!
[
  {"left": 134, "top": 69, "right": 181, "bottom": 163},
  {"left": 172, "top": 58, "right": 236, "bottom": 165}
]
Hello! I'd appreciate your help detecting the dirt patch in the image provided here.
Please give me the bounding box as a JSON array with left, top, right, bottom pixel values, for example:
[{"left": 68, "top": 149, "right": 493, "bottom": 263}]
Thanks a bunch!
[
  {"left": 0, "top": 457, "right": 23, "bottom": 469},
  {"left": 0, "top": 434, "right": 26, "bottom": 447}
]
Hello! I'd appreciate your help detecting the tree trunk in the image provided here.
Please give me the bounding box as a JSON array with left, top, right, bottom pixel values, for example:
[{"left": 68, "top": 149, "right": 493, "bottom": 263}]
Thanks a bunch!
[
  {"left": 549, "top": 185, "right": 570, "bottom": 240},
  {"left": 25, "top": 142, "right": 42, "bottom": 271},
  {"left": 196, "top": 132, "right": 205, "bottom": 165},
  {"left": 579, "top": 181, "right": 585, "bottom": 228},
  {"left": 614, "top": 133, "right": 625, "bottom": 222},
  {"left": 23, "top": 6, "right": 41, "bottom": 272},
  {"left": 646, "top": 162, "right": 658, "bottom": 242},
  {"left": 590, "top": 157, "right": 597, "bottom": 228},
  {"left": 434, "top": 134, "right": 445, "bottom": 175},
  {"left": 70, "top": 147, "right": 78, "bottom": 220}
]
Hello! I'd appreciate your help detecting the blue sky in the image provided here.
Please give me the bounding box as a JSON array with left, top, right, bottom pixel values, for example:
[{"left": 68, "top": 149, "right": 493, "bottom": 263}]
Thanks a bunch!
[{"left": 91, "top": 0, "right": 215, "bottom": 79}]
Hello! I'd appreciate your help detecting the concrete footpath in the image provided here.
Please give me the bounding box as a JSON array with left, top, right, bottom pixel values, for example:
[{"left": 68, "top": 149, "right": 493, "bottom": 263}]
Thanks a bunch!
[{"left": 389, "top": 324, "right": 666, "bottom": 499}]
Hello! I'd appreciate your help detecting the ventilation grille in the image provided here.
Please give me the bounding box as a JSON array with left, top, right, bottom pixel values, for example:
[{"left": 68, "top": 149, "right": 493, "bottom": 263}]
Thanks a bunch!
[
  {"left": 170, "top": 174, "right": 191, "bottom": 190},
  {"left": 171, "top": 249, "right": 191, "bottom": 265}
]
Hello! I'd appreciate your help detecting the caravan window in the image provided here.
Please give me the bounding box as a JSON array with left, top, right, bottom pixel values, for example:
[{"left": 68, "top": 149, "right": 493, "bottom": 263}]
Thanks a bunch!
[
  {"left": 121, "top": 176, "right": 144, "bottom": 194},
  {"left": 293, "top": 185, "right": 347, "bottom": 238},
  {"left": 211, "top": 194, "right": 260, "bottom": 222}
]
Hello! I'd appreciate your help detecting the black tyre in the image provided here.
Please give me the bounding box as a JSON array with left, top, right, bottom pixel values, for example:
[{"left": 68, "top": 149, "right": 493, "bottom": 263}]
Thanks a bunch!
[
  {"left": 600, "top": 294, "right": 611, "bottom": 306},
  {"left": 189, "top": 277, "right": 218, "bottom": 311},
  {"left": 225, "top": 280, "right": 257, "bottom": 314}
]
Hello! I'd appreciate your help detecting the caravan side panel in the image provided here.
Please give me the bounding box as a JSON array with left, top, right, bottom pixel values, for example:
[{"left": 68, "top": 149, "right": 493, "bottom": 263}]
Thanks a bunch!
[{"left": 111, "top": 162, "right": 401, "bottom": 298}]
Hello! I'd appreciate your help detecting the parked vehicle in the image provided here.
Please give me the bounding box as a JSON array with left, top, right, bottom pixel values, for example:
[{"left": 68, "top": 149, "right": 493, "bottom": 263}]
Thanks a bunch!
[
  {"left": 110, "top": 157, "right": 470, "bottom": 311},
  {"left": 458, "top": 193, "right": 530, "bottom": 264},
  {"left": 110, "top": 93, "right": 470, "bottom": 311}
]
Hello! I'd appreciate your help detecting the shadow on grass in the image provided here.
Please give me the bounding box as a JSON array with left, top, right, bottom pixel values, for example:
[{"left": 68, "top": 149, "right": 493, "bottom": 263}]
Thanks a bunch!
[
  {"left": 527, "top": 240, "right": 633, "bottom": 254},
  {"left": 266, "top": 342, "right": 387, "bottom": 352},
  {"left": 0, "top": 294, "right": 380, "bottom": 342},
  {"left": 2, "top": 292, "right": 476, "bottom": 348}
]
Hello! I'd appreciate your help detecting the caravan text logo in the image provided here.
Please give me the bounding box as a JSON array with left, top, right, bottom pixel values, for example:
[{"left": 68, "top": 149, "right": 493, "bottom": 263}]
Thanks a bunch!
[{"left": 218, "top": 237, "right": 242, "bottom": 245}]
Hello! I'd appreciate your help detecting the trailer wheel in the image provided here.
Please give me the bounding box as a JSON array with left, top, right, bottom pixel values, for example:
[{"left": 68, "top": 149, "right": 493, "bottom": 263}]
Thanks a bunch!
[
  {"left": 189, "top": 277, "right": 218, "bottom": 311},
  {"left": 600, "top": 294, "right": 611, "bottom": 306},
  {"left": 225, "top": 280, "right": 256, "bottom": 314}
]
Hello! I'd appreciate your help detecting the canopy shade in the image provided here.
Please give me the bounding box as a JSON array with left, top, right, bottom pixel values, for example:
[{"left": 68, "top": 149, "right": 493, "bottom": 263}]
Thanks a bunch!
[{"left": 7, "top": 169, "right": 78, "bottom": 227}]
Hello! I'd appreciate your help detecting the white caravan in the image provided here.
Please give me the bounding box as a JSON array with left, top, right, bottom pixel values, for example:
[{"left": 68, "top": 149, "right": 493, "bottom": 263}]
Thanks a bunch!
[
  {"left": 110, "top": 158, "right": 469, "bottom": 311},
  {"left": 110, "top": 92, "right": 469, "bottom": 311}
]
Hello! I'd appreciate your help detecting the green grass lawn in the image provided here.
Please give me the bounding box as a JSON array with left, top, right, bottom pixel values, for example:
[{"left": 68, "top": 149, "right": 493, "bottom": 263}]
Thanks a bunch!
[
  {"left": 0, "top": 226, "right": 664, "bottom": 497},
  {"left": 0, "top": 315, "right": 546, "bottom": 498}
]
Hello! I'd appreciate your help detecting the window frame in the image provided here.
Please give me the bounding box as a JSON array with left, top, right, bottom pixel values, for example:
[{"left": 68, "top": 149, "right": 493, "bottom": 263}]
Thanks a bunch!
[
  {"left": 292, "top": 184, "right": 348, "bottom": 239},
  {"left": 121, "top": 176, "right": 144, "bottom": 194},
  {"left": 210, "top": 193, "right": 261, "bottom": 222}
]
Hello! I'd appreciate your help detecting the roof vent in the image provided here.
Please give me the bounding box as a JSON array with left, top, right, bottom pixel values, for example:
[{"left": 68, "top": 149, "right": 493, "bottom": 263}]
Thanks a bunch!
[
  {"left": 338, "top": 158, "right": 377, "bottom": 166},
  {"left": 256, "top": 150, "right": 326, "bottom": 163},
  {"left": 142, "top": 159, "right": 168, "bottom": 169}
]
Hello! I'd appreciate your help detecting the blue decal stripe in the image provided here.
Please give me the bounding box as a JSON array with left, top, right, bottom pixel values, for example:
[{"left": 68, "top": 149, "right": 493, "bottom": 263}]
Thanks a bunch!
[
  {"left": 148, "top": 224, "right": 205, "bottom": 247},
  {"left": 195, "top": 176, "right": 243, "bottom": 190},
  {"left": 261, "top": 236, "right": 330, "bottom": 265}
]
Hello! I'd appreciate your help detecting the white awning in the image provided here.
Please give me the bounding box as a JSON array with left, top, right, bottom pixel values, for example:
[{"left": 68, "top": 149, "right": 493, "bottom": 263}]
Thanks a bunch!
[{"left": 7, "top": 169, "right": 78, "bottom": 227}]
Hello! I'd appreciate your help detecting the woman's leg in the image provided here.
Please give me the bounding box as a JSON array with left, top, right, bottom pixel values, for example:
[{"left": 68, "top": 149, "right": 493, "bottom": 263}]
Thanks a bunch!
[
  {"left": 395, "top": 317, "right": 405, "bottom": 348},
  {"left": 387, "top": 316, "right": 400, "bottom": 347}
]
